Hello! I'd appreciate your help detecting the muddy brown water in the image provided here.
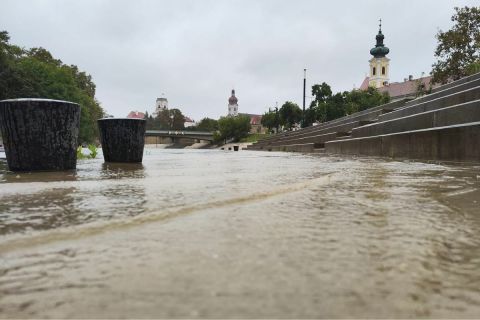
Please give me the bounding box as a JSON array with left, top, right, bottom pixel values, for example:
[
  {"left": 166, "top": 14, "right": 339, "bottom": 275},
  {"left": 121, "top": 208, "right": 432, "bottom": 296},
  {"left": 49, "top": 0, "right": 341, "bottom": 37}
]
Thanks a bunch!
[{"left": 1, "top": 149, "right": 480, "bottom": 318}]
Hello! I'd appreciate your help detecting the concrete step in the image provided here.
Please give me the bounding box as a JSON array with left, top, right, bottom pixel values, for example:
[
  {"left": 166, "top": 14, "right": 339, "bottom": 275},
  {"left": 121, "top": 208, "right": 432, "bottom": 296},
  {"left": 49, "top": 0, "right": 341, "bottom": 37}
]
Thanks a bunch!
[
  {"left": 258, "top": 99, "right": 409, "bottom": 144},
  {"left": 430, "top": 71, "right": 480, "bottom": 93},
  {"left": 335, "top": 135, "right": 352, "bottom": 140},
  {"left": 352, "top": 99, "right": 480, "bottom": 138},
  {"left": 250, "top": 100, "right": 411, "bottom": 150},
  {"left": 305, "top": 98, "right": 410, "bottom": 131},
  {"left": 312, "top": 148, "right": 326, "bottom": 154},
  {"left": 380, "top": 85, "right": 480, "bottom": 122},
  {"left": 267, "top": 132, "right": 338, "bottom": 147},
  {"left": 403, "top": 75, "right": 480, "bottom": 109},
  {"left": 267, "top": 143, "right": 315, "bottom": 153},
  {"left": 325, "top": 121, "right": 480, "bottom": 162},
  {"left": 264, "top": 120, "right": 375, "bottom": 147}
]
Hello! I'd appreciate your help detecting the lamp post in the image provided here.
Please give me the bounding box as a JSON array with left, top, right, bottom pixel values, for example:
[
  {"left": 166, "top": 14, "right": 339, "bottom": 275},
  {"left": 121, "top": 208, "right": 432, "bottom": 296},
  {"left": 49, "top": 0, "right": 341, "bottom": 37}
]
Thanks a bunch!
[
  {"left": 275, "top": 101, "right": 280, "bottom": 133},
  {"left": 302, "top": 68, "right": 306, "bottom": 128}
]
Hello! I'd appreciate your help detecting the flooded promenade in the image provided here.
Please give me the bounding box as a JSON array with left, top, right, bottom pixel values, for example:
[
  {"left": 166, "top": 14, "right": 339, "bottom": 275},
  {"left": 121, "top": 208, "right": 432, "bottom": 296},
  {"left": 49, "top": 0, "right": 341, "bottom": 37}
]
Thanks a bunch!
[{"left": 1, "top": 149, "right": 480, "bottom": 318}]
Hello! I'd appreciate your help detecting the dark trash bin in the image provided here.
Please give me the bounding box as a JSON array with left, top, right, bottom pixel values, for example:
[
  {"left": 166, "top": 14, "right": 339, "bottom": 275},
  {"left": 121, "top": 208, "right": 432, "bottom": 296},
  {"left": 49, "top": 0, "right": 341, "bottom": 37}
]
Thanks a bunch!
[
  {"left": 233, "top": 145, "right": 239, "bottom": 151},
  {"left": 98, "top": 118, "right": 146, "bottom": 163},
  {"left": 0, "top": 98, "right": 80, "bottom": 171}
]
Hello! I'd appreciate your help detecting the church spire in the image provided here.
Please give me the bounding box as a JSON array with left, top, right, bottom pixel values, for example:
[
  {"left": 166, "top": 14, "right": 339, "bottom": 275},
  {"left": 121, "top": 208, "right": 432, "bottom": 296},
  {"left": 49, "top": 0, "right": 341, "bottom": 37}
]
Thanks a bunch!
[
  {"left": 228, "top": 89, "right": 238, "bottom": 116},
  {"left": 370, "top": 18, "right": 389, "bottom": 58},
  {"left": 368, "top": 19, "right": 390, "bottom": 89}
]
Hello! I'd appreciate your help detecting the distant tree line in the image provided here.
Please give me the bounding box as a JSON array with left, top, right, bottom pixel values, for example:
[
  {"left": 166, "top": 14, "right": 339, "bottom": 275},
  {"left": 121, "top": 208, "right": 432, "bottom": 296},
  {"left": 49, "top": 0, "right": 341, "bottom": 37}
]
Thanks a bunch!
[
  {"left": 0, "top": 31, "right": 104, "bottom": 143},
  {"left": 215, "top": 115, "right": 251, "bottom": 143},
  {"left": 261, "top": 84, "right": 390, "bottom": 132},
  {"left": 145, "top": 109, "right": 186, "bottom": 130}
]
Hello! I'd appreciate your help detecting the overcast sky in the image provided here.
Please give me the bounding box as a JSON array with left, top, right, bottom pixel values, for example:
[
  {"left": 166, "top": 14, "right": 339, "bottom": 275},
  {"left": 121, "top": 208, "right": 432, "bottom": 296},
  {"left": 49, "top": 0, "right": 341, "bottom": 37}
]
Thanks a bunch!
[{"left": 1, "top": 0, "right": 478, "bottom": 120}]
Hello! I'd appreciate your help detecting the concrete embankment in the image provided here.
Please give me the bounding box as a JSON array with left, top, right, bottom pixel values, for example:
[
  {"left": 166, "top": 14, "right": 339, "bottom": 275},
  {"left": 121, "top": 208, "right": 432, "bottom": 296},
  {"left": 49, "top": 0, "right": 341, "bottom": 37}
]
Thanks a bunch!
[
  {"left": 247, "top": 72, "right": 480, "bottom": 163},
  {"left": 218, "top": 142, "right": 253, "bottom": 151}
]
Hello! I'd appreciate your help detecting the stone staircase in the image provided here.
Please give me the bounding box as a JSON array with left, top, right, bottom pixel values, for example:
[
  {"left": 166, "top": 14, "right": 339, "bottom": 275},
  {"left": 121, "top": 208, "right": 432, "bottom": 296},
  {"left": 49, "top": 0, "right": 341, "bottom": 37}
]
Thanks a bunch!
[{"left": 247, "top": 72, "right": 480, "bottom": 162}]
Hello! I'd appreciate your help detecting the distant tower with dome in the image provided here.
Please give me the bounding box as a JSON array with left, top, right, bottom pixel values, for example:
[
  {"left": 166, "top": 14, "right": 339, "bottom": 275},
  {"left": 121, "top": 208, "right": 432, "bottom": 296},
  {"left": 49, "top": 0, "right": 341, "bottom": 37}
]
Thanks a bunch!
[
  {"left": 368, "top": 19, "right": 390, "bottom": 88},
  {"left": 228, "top": 89, "right": 238, "bottom": 116}
]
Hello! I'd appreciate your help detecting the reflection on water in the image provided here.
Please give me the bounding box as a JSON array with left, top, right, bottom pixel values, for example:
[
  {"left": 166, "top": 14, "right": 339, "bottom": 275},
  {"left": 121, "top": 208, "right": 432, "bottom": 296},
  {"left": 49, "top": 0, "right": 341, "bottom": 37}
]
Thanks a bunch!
[
  {"left": 1, "top": 149, "right": 480, "bottom": 318},
  {"left": 0, "top": 158, "right": 147, "bottom": 236},
  {"left": 101, "top": 162, "right": 145, "bottom": 179}
]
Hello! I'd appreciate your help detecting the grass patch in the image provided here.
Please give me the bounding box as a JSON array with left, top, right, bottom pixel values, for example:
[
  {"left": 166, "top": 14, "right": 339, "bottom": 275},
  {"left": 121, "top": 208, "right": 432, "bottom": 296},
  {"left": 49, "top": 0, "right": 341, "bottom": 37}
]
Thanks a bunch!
[
  {"left": 239, "top": 133, "right": 269, "bottom": 143},
  {"left": 77, "top": 144, "right": 98, "bottom": 159}
]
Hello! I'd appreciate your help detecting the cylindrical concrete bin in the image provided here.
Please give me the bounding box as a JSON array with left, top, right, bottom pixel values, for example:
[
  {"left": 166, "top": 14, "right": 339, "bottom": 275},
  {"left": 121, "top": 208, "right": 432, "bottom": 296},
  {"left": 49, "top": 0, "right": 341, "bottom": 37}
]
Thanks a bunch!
[
  {"left": 0, "top": 98, "right": 80, "bottom": 171},
  {"left": 98, "top": 118, "right": 146, "bottom": 163}
]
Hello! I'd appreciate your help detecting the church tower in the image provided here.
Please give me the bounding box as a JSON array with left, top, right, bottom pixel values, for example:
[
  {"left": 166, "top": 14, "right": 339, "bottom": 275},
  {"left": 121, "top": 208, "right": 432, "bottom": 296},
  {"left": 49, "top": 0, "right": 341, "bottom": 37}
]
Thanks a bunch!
[
  {"left": 228, "top": 89, "right": 238, "bottom": 116},
  {"left": 368, "top": 20, "right": 390, "bottom": 88}
]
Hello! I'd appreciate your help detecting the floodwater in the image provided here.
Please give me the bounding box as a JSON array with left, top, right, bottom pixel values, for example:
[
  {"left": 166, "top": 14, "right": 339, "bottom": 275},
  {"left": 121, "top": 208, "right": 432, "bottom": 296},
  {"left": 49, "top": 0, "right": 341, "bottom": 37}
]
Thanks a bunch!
[{"left": 1, "top": 148, "right": 480, "bottom": 318}]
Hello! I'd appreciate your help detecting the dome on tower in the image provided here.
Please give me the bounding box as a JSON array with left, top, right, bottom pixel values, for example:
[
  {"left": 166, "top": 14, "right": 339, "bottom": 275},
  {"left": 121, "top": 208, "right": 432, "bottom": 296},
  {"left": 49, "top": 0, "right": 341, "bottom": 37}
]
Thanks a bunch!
[
  {"left": 228, "top": 89, "right": 238, "bottom": 104},
  {"left": 370, "top": 20, "right": 389, "bottom": 58}
]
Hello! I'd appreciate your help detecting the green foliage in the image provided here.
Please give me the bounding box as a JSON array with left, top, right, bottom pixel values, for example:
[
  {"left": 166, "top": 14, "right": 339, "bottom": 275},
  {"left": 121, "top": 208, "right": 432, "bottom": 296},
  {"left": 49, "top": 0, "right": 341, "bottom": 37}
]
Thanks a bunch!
[
  {"left": 431, "top": 6, "right": 480, "bottom": 84},
  {"left": 87, "top": 144, "right": 98, "bottom": 159},
  {"left": 0, "top": 31, "right": 104, "bottom": 143},
  {"left": 217, "top": 115, "right": 252, "bottom": 142},
  {"left": 212, "top": 131, "right": 223, "bottom": 143},
  {"left": 415, "top": 79, "right": 432, "bottom": 98},
  {"left": 260, "top": 109, "right": 280, "bottom": 132},
  {"left": 196, "top": 117, "right": 218, "bottom": 132},
  {"left": 77, "top": 144, "right": 98, "bottom": 160},
  {"left": 466, "top": 61, "right": 480, "bottom": 75},
  {"left": 311, "top": 83, "right": 332, "bottom": 103},
  {"left": 344, "top": 86, "right": 390, "bottom": 115},
  {"left": 305, "top": 82, "right": 389, "bottom": 126},
  {"left": 146, "top": 108, "right": 185, "bottom": 130},
  {"left": 239, "top": 133, "right": 268, "bottom": 143},
  {"left": 279, "top": 101, "right": 302, "bottom": 130}
]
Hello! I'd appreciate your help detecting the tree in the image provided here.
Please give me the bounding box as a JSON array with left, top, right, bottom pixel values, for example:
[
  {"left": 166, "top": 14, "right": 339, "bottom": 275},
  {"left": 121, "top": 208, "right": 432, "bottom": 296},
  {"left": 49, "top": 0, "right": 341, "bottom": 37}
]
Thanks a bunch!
[
  {"left": 148, "top": 108, "right": 185, "bottom": 130},
  {"left": 303, "top": 106, "right": 317, "bottom": 127},
  {"left": 306, "top": 82, "right": 389, "bottom": 125},
  {"left": 217, "top": 115, "right": 251, "bottom": 142},
  {"left": 431, "top": 6, "right": 480, "bottom": 84},
  {"left": 196, "top": 117, "right": 218, "bottom": 132},
  {"left": 169, "top": 108, "right": 185, "bottom": 130},
  {"left": 344, "top": 86, "right": 390, "bottom": 114},
  {"left": 309, "top": 82, "right": 336, "bottom": 123},
  {"left": 311, "top": 83, "right": 332, "bottom": 103},
  {"left": 0, "top": 31, "right": 104, "bottom": 143},
  {"left": 261, "top": 109, "right": 279, "bottom": 132},
  {"left": 279, "top": 101, "right": 301, "bottom": 130}
]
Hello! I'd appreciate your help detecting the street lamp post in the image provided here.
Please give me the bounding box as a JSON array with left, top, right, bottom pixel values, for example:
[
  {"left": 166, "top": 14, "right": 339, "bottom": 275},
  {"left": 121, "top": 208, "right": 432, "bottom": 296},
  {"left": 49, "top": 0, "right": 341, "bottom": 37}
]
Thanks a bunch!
[
  {"left": 302, "top": 68, "right": 307, "bottom": 128},
  {"left": 275, "top": 106, "right": 279, "bottom": 134}
]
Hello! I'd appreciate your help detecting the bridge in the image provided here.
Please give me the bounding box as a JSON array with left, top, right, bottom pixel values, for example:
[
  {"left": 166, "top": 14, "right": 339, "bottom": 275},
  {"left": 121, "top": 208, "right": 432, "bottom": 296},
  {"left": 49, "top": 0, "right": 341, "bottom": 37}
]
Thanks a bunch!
[{"left": 145, "top": 130, "right": 214, "bottom": 141}]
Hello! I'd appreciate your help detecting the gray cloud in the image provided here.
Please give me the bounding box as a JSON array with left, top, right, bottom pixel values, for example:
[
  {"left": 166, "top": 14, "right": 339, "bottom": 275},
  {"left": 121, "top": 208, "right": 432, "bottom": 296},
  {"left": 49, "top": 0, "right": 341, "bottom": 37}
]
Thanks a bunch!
[{"left": 1, "top": 0, "right": 477, "bottom": 120}]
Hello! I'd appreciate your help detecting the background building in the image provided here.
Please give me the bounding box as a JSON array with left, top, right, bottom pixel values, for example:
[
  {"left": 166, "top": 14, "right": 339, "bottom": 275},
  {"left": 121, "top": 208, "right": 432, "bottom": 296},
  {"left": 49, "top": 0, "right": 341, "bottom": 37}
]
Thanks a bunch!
[
  {"left": 153, "top": 97, "right": 168, "bottom": 117},
  {"left": 226, "top": 89, "right": 266, "bottom": 133},
  {"left": 368, "top": 21, "right": 390, "bottom": 88},
  {"left": 360, "top": 21, "right": 439, "bottom": 101},
  {"left": 184, "top": 117, "right": 196, "bottom": 128},
  {"left": 127, "top": 111, "right": 145, "bottom": 119},
  {"left": 227, "top": 89, "right": 238, "bottom": 116}
]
